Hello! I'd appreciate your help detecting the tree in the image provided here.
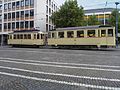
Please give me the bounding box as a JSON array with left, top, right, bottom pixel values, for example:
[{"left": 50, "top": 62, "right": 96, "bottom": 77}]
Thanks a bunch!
[
  {"left": 109, "top": 9, "right": 120, "bottom": 33},
  {"left": 51, "top": 0, "right": 85, "bottom": 28},
  {"left": 87, "top": 15, "right": 100, "bottom": 25}
]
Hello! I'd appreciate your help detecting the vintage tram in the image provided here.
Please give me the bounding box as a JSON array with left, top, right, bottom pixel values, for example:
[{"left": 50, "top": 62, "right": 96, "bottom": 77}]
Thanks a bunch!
[{"left": 8, "top": 25, "right": 116, "bottom": 49}]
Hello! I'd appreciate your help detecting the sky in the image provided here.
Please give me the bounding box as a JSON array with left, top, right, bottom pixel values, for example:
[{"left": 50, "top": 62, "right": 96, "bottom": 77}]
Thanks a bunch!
[{"left": 56, "top": 0, "right": 120, "bottom": 10}]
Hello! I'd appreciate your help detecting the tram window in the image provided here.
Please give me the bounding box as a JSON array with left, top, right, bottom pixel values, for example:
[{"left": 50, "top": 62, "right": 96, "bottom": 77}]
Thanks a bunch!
[
  {"left": 9, "top": 35, "right": 12, "bottom": 39},
  {"left": 34, "top": 34, "right": 36, "bottom": 39},
  {"left": 77, "top": 31, "right": 84, "bottom": 38},
  {"left": 48, "top": 32, "right": 51, "bottom": 38},
  {"left": 14, "top": 35, "right": 16, "bottom": 39},
  {"left": 98, "top": 30, "right": 100, "bottom": 37},
  {"left": 20, "top": 34, "right": 23, "bottom": 39},
  {"left": 67, "top": 31, "right": 74, "bottom": 38},
  {"left": 28, "top": 34, "right": 31, "bottom": 39},
  {"left": 52, "top": 32, "right": 55, "bottom": 38},
  {"left": 58, "top": 32, "right": 64, "bottom": 38},
  {"left": 88, "top": 30, "right": 95, "bottom": 37},
  {"left": 17, "top": 34, "right": 20, "bottom": 39},
  {"left": 41, "top": 34, "right": 44, "bottom": 39},
  {"left": 24, "top": 34, "right": 27, "bottom": 39},
  {"left": 108, "top": 29, "right": 113, "bottom": 37},
  {"left": 37, "top": 34, "right": 40, "bottom": 39},
  {"left": 101, "top": 30, "right": 106, "bottom": 37}
]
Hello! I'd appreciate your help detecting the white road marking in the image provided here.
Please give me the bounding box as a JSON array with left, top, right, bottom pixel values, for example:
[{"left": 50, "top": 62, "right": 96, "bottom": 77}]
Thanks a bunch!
[
  {"left": 0, "top": 71, "right": 120, "bottom": 90},
  {"left": 0, "top": 65, "right": 120, "bottom": 82},
  {"left": 0, "top": 59, "right": 120, "bottom": 72},
  {"left": 0, "top": 57, "right": 120, "bottom": 68}
]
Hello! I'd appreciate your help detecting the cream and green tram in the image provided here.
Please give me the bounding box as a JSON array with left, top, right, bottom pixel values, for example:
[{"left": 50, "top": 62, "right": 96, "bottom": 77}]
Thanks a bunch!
[
  {"left": 48, "top": 25, "right": 116, "bottom": 48},
  {"left": 8, "top": 30, "right": 47, "bottom": 47}
]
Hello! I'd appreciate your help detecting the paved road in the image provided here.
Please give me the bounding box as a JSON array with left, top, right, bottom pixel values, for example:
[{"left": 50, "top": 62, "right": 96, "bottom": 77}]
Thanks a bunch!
[{"left": 0, "top": 47, "right": 120, "bottom": 90}]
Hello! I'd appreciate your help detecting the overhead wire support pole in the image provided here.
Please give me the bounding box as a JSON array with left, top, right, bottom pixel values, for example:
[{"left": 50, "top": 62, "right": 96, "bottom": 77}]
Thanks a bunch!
[
  {"left": 115, "top": 2, "right": 119, "bottom": 48},
  {"left": 103, "top": 1, "right": 108, "bottom": 25}
]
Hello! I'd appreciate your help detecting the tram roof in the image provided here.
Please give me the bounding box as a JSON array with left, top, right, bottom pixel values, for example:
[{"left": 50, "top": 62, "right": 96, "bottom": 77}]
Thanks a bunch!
[{"left": 54, "top": 25, "right": 114, "bottom": 31}]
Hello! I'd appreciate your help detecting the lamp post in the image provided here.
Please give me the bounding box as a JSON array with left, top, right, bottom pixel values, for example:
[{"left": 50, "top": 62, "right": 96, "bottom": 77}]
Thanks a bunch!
[{"left": 115, "top": 2, "right": 119, "bottom": 48}]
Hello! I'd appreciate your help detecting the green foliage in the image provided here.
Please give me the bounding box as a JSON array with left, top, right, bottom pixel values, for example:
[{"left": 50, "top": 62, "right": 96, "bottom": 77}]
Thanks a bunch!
[
  {"left": 87, "top": 15, "right": 100, "bottom": 25},
  {"left": 109, "top": 9, "right": 120, "bottom": 33},
  {"left": 51, "top": 0, "right": 84, "bottom": 28}
]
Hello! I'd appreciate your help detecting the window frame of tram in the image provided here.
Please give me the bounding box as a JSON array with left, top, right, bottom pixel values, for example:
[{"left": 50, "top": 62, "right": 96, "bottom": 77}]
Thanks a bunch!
[
  {"left": 37, "top": 34, "right": 40, "bottom": 39},
  {"left": 77, "top": 31, "right": 84, "bottom": 38},
  {"left": 14, "top": 35, "right": 17, "bottom": 39},
  {"left": 9, "top": 35, "right": 12, "bottom": 39},
  {"left": 48, "top": 32, "right": 51, "bottom": 38},
  {"left": 87, "top": 30, "right": 95, "bottom": 37},
  {"left": 24, "top": 34, "right": 27, "bottom": 39},
  {"left": 67, "top": 31, "right": 74, "bottom": 38},
  {"left": 51, "top": 32, "right": 55, "bottom": 38},
  {"left": 108, "top": 29, "right": 113, "bottom": 37},
  {"left": 101, "top": 30, "right": 106, "bottom": 37},
  {"left": 20, "top": 34, "right": 23, "bottom": 39},
  {"left": 34, "top": 34, "right": 36, "bottom": 39},
  {"left": 41, "top": 34, "right": 44, "bottom": 39},
  {"left": 58, "top": 32, "right": 64, "bottom": 38},
  {"left": 28, "top": 34, "right": 31, "bottom": 39}
]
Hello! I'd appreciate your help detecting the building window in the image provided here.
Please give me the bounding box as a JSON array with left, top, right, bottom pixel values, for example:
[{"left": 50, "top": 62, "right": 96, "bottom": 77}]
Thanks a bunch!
[
  {"left": 25, "top": 0, "right": 29, "bottom": 6},
  {"left": 16, "top": 1, "right": 20, "bottom": 8},
  {"left": 16, "top": 22, "right": 19, "bottom": 28},
  {"left": 46, "top": 15, "right": 48, "bottom": 23},
  {"left": 12, "top": 2, "right": 15, "bottom": 9},
  {"left": 4, "top": 14, "right": 7, "bottom": 19},
  {"left": 20, "top": 22, "right": 24, "bottom": 28},
  {"left": 21, "top": 0, "right": 24, "bottom": 7},
  {"left": 4, "top": 23, "right": 7, "bottom": 29},
  {"left": 46, "top": 6, "right": 48, "bottom": 13},
  {"left": 49, "top": 0, "right": 51, "bottom": 6},
  {"left": 8, "top": 23, "right": 11, "bottom": 29},
  {"left": 0, "top": 24, "right": 2, "bottom": 31},
  {"left": 30, "top": 21, "right": 34, "bottom": 28},
  {"left": 8, "top": 13, "right": 11, "bottom": 19},
  {"left": 21, "top": 11, "right": 24, "bottom": 18},
  {"left": 46, "top": 0, "right": 48, "bottom": 4},
  {"left": 25, "top": 21, "right": 29, "bottom": 28},
  {"left": 8, "top": 3, "right": 11, "bottom": 9},
  {"left": 12, "top": 12, "right": 15, "bottom": 19},
  {"left": 4, "top": 4, "right": 7, "bottom": 10},
  {"left": 30, "top": 0, "right": 34, "bottom": 6},
  {"left": 0, "top": 5, "right": 2, "bottom": 10},
  {"left": 49, "top": 8, "right": 51, "bottom": 15},
  {"left": 25, "top": 10, "right": 29, "bottom": 17},
  {"left": 12, "top": 22, "right": 15, "bottom": 29},
  {"left": 16, "top": 12, "right": 19, "bottom": 18},
  {"left": 30, "top": 9, "right": 34, "bottom": 16}
]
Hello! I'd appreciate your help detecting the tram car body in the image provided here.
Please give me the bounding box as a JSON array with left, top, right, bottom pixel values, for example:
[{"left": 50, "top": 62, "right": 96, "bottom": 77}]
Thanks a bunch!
[
  {"left": 8, "top": 30, "right": 47, "bottom": 47},
  {"left": 48, "top": 25, "right": 116, "bottom": 48}
]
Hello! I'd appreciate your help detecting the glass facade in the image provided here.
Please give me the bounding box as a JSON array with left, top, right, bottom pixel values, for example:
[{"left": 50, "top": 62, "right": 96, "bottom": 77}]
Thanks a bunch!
[{"left": 0, "top": 0, "right": 57, "bottom": 33}]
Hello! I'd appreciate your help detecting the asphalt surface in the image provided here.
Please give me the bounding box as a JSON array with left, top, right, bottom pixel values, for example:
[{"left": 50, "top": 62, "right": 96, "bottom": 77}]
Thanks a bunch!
[{"left": 0, "top": 47, "right": 120, "bottom": 90}]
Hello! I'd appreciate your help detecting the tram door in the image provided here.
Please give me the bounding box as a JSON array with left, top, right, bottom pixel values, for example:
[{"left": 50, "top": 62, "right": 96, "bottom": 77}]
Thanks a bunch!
[{"left": 41, "top": 34, "right": 48, "bottom": 45}]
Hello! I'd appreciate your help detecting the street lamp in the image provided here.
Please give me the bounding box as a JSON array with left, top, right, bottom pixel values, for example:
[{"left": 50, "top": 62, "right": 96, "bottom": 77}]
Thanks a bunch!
[{"left": 115, "top": 2, "right": 119, "bottom": 48}]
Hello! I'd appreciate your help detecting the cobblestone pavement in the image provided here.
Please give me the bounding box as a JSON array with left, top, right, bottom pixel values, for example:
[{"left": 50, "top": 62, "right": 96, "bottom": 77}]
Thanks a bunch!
[{"left": 0, "top": 47, "right": 120, "bottom": 90}]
